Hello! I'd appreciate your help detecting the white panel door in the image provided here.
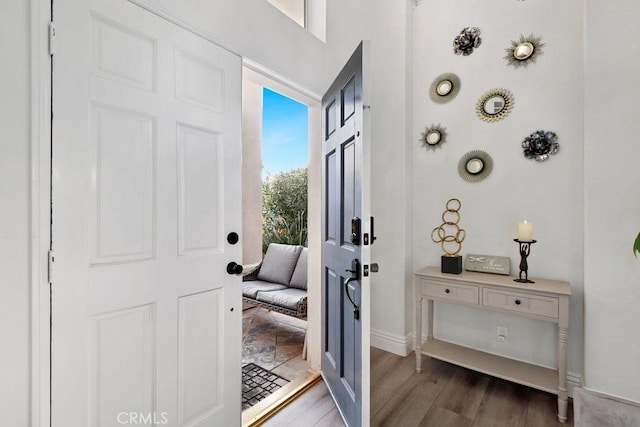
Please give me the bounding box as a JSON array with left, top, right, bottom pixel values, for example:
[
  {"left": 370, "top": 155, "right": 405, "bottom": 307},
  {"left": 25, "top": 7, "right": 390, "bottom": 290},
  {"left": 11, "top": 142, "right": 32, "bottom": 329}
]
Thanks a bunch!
[{"left": 52, "top": 0, "right": 243, "bottom": 425}]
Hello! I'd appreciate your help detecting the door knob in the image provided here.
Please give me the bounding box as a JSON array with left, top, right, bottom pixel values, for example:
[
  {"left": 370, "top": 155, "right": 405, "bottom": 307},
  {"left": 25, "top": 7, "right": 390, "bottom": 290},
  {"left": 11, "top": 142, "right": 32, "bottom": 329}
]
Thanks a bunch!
[{"left": 226, "top": 262, "right": 243, "bottom": 275}]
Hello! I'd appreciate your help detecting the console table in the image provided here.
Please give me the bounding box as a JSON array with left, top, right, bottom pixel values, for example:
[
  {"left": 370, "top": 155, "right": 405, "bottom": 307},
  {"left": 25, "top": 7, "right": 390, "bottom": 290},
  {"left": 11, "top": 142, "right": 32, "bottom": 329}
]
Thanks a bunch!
[{"left": 414, "top": 266, "right": 571, "bottom": 422}]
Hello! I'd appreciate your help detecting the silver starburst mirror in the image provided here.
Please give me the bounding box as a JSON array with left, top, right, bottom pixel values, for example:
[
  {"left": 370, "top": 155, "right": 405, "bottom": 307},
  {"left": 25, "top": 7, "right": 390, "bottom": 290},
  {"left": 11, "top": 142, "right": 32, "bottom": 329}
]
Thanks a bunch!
[
  {"left": 429, "top": 73, "right": 461, "bottom": 104},
  {"left": 504, "top": 34, "right": 545, "bottom": 68}
]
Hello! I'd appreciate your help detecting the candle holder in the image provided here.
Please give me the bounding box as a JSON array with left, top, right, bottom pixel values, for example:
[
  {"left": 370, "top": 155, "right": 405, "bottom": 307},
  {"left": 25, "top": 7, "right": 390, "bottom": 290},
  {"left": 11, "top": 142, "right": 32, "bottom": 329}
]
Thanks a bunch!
[{"left": 513, "top": 239, "right": 536, "bottom": 283}]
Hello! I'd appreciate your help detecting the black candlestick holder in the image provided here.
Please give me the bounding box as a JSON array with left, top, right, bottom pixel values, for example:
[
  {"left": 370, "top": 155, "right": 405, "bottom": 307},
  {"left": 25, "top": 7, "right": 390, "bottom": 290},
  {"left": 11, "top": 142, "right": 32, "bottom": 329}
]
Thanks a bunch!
[{"left": 513, "top": 239, "right": 536, "bottom": 283}]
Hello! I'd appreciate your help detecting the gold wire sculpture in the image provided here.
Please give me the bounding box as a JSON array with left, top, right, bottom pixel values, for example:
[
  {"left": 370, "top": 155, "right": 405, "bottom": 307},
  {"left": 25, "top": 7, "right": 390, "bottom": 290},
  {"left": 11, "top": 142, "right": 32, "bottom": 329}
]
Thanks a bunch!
[{"left": 431, "top": 198, "right": 466, "bottom": 256}]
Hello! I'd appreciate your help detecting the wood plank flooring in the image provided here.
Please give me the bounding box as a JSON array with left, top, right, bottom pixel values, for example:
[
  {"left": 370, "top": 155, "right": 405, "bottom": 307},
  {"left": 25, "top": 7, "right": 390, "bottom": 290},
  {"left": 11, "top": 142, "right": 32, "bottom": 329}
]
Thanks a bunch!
[{"left": 264, "top": 347, "right": 573, "bottom": 426}]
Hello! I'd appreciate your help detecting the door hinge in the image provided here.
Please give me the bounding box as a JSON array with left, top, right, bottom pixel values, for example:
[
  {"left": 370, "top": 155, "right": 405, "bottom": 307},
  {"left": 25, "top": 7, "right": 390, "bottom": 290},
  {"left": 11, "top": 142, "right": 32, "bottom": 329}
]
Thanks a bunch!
[
  {"left": 48, "top": 250, "right": 55, "bottom": 283},
  {"left": 48, "top": 22, "right": 56, "bottom": 56}
]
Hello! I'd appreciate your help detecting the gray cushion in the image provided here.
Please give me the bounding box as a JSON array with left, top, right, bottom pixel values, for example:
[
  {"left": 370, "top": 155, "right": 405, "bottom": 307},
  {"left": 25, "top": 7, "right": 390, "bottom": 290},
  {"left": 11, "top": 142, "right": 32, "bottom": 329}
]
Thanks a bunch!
[
  {"left": 257, "top": 243, "right": 303, "bottom": 285},
  {"left": 241, "top": 280, "right": 287, "bottom": 299},
  {"left": 256, "top": 288, "right": 307, "bottom": 311},
  {"left": 289, "top": 247, "right": 308, "bottom": 289}
]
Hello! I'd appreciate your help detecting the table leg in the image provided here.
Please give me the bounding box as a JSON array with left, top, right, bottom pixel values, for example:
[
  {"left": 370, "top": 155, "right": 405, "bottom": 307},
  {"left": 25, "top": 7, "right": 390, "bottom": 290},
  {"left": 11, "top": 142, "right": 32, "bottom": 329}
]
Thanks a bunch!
[
  {"left": 415, "top": 283, "right": 422, "bottom": 373},
  {"left": 557, "top": 325, "right": 568, "bottom": 422}
]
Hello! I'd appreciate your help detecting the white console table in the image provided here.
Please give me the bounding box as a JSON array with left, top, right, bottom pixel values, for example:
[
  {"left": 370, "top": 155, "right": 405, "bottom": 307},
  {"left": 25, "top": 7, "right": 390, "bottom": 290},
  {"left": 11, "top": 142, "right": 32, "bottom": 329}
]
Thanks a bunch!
[{"left": 414, "top": 266, "right": 571, "bottom": 423}]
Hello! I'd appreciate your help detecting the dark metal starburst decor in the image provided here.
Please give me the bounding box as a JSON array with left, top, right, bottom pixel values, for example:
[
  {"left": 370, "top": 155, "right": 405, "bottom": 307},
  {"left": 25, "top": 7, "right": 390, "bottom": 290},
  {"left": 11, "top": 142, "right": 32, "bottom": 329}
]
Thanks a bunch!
[
  {"left": 504, "top": 34, "right": 545, "bottom": 68},
  {"left": 453, "top": 27, "right": 482, "bottom": 56},
  {"left": 420, "top": 124, "right": 448, "bottom": 151},
  {"left": 522, "top": 130, "right": 559, "bottom": 161}
]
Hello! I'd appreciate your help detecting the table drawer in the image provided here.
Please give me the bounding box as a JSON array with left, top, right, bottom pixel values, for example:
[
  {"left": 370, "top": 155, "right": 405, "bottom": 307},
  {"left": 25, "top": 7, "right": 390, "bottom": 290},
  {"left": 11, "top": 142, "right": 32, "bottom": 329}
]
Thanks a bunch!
[
  {"left": 482, "top": 288, "right": 559, "bottom": 319},
  {"left": 421, "top": 280, "right": 479, "bottom": 305}
]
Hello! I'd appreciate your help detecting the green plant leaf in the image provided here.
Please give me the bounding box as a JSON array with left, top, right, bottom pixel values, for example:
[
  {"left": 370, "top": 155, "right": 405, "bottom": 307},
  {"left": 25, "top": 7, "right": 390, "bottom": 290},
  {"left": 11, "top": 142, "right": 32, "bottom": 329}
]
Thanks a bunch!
[{"left": 634, "top": 231, "right": 640, "bottom": 259}]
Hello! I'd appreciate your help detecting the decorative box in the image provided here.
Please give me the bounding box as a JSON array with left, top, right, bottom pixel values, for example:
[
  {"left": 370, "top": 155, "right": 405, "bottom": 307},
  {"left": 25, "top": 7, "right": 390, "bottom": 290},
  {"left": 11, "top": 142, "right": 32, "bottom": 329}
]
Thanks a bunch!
[{"left": 464, "top": 254, "right": 510, "bottom": 275}]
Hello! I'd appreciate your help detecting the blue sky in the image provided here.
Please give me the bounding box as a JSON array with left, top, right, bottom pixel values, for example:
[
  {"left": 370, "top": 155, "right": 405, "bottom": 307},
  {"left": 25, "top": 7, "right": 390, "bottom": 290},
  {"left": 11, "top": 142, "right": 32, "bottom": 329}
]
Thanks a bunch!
[{"left": 262, "top": 88, "right": 308, "bottom": 178}]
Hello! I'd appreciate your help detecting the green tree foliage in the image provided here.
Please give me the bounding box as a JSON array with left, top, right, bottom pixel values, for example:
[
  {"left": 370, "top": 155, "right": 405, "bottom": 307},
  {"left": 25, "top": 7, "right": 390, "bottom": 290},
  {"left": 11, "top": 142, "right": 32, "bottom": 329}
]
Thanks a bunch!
[{"left": 262, "top": 168, "right": 308, "bottom": 252}]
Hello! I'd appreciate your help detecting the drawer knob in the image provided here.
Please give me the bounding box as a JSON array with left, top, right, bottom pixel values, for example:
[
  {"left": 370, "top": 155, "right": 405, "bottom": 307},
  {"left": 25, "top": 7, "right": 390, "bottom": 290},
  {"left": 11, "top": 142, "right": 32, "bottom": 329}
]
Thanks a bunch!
[
  {"left": 515, "top": 299, "right": 521, "bottom": 305},
  {"left": 445, "top": 288, "right": 451, "bottom": 294}
]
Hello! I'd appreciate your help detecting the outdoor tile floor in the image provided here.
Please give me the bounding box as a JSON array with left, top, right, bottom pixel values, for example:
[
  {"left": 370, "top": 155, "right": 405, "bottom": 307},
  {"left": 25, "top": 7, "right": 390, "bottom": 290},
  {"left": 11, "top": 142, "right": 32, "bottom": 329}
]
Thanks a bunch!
[{"left": 242, "top": 306, "right": 308, "bottom": 381}]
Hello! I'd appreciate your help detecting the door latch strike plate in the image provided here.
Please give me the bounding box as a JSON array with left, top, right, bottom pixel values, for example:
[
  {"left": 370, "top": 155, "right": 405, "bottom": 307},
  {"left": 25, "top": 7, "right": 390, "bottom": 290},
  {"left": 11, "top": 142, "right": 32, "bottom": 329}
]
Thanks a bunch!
[
  {"left": 363, "top": 265, "right": 369, "bottom": 277},
  {"left": 48, "top": 250, "right": 55, "bottom": 283}
]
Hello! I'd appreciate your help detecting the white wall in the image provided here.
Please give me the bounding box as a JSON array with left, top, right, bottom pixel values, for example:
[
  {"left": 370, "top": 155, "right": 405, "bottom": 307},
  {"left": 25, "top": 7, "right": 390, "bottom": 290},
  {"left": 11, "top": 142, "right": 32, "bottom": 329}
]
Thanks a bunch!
[
  {"left": 134, "top": 0, "right": 367, "bottom": 95},
  {"left": 584, "top": 0, "right": 640, "bottom": 404},
  {"left": 0, "top": 1, "right": 32, "bottom": 425},
  {"left": 241, "top": 78, "right": 264, "bottom": 265},
  {"left": 368, "top": 0, "right": 415, "bottom": 354},
  {"left": 411, "top": 0, "right": 584, "bottom": 383}
]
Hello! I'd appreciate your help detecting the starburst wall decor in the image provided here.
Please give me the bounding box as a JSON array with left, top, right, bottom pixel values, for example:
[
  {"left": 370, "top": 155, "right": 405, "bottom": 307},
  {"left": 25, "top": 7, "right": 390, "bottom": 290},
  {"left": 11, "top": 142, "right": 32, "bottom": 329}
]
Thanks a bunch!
[
  {"left": 420, "top": 124, "right": 448, "bottom": 151},
  {"left": 504, "top": 34, "right": 545, "bottom": 68}
]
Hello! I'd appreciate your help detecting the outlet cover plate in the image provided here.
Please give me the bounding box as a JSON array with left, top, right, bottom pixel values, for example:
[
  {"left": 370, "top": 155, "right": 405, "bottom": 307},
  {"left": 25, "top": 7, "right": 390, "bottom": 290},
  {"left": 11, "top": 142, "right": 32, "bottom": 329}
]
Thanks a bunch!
[{"left": 497, "top": 326, "right": 508, "bottom": 343}]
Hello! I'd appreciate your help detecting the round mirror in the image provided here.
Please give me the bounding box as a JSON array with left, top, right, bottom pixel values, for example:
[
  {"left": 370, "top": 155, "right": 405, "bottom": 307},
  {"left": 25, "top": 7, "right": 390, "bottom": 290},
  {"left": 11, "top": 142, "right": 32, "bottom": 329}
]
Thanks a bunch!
[
  {"left": 458, "top": 150, "right": 493, "bottom": 182},
  {"left": 513, "top": 42, "right": 534, "bottom": 60},
  {"left": 436, "top": 80, "right": 453, "bottom": 96},
  {"left": 429, "top": 73, "right": 460, "bottom": 104},
  {"left": 483, "top": 96, "right": 505, "bottom": 115},
  {"left": 504, "top": 34, "right": 544, "bottom": 69},
  {"left": 466, "top": 158, "right": 484, "bottom": 174},
  {"left": 426, "top": 131, "right": 441, "bottom": 145}
]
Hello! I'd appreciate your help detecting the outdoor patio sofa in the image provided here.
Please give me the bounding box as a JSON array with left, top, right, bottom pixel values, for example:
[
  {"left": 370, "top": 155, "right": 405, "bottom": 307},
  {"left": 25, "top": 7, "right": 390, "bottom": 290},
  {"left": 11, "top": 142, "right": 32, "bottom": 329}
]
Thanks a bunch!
[{"left": 242, "top": 243, "right": 308, "bottom": 318}]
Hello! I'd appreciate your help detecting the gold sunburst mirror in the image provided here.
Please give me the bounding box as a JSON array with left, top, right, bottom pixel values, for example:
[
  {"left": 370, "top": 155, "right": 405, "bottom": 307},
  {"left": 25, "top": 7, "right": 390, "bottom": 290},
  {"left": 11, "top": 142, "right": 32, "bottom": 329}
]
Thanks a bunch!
[
  {"left": 429, "top": 73, "right": 461, "bottom": 104},
  {"left": 420, "top": 124, "right": 448, "bottom": 151},
  {"left": 504, "top": 34, "right": 545, "bottom": 68},
  {"left": 458, "top": 150, "right": 493, "bottom": 182},
  {"left": 476, "top": 88, "right": 514, "bottom": 123}
]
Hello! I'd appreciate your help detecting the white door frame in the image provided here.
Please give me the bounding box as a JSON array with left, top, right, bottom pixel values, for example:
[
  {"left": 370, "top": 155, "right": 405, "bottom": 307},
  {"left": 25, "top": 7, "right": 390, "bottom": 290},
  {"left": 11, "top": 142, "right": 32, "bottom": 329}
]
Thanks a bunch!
[
  {"left": 241, "top": 60, "right": 323, "bottom": 372},
  {"left": 31, "top": 0, "right": 53, "bottom": 425}
]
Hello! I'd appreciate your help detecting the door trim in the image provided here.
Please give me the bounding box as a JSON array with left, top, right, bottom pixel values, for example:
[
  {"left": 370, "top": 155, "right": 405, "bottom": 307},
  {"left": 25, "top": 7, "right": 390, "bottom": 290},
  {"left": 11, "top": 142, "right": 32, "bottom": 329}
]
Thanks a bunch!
[
  {"left": 241, "top": 61, "right": 324, "bottom": 374},
  {"left": 31, "top": 0, "right": 52, "bottom": 425}
]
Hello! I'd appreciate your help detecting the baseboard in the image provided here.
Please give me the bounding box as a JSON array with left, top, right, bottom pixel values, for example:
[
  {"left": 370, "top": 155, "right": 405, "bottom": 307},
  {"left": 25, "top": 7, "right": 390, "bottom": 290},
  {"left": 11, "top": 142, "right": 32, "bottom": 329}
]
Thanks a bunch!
[
  {"left": 370, "top": 328, "right": 413, "bottom": 357},
  {"left": 579, "top": 387, "right": 640, "bottom": 408},
  {"left": 567, "top": 372, "right": 582, "bottom": 398}
]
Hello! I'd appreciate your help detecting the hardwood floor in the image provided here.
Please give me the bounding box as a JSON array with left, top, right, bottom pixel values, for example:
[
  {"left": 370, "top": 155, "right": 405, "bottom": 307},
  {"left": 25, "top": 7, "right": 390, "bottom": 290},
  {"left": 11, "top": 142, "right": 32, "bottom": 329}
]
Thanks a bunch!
[{"left": 264, "top": 347, "right": 573, "bottom": 426}]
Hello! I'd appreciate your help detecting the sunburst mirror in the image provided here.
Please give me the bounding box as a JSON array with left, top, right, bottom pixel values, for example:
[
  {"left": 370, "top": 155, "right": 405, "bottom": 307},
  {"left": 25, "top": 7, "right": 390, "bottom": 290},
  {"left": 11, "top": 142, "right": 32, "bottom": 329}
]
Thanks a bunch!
[
  {"left": 429, "top": 73, "right": 461, "bottom": 104},
  {"left": 476, "top": 88, "right": 514, "bottom": 123},
  {"left": 420, "top": 124, "right": 448, "bottom": 151},
  {"left": 504, "top": 34, "right": 545, "bottom": 68},
  {"left": 458, "top": 150, "right": 493, "bottom": 182}
]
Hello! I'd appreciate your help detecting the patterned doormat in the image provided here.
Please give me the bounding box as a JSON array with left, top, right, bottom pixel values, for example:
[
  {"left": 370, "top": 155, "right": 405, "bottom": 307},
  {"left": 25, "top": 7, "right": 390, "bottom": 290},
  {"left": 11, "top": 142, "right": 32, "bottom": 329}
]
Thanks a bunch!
[{"left": 242, "top": 363, "right": 289, "bottom": 409}]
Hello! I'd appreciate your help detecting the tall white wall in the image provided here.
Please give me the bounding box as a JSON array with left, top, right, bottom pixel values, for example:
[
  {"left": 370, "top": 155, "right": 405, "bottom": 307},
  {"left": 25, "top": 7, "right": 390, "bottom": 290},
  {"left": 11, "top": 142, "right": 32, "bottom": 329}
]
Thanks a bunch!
[
  {"left": 0, "top": 1, "right": 32, "bottom": 425},
  {"left": 368, "top": 0, "right": 414, "bottom": 354},
  {"left": 136, "top": 0, "right": 368, "bottom": 94},
  {"left": 411, "top": 0, "right": 584, "bottom": 383},
  {"left": 241, "top": 78, "right": 264, "bottom": 265},
  {"left": 584, "top": 0, "right": 640, "bottom": 403}
]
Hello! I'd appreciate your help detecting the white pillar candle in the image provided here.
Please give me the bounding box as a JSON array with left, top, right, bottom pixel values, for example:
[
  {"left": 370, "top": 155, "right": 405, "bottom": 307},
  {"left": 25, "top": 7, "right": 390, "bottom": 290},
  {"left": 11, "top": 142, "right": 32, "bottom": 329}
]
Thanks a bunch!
[{"left": 518, "top": 221, "right": 534, "bottom": 241}]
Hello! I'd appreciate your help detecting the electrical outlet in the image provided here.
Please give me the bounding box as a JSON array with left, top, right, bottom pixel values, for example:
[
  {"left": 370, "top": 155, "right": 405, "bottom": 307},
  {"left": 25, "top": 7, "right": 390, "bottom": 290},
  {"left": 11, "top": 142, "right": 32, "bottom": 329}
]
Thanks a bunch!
[{"left": 497, "top": 326, "right": 508, "bottom": 343}]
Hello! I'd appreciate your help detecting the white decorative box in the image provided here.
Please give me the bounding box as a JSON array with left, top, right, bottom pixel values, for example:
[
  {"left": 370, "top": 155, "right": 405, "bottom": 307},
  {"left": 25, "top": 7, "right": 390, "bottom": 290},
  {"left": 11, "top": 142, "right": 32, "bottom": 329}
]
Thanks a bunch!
[{"left": 464, "top": 254, "right": 511, "bottom": 275}]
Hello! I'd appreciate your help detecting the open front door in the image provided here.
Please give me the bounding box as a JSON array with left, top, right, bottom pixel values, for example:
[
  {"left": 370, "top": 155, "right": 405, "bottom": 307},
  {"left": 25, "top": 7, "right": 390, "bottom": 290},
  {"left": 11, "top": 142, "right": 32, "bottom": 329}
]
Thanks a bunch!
[
  {"left": 52, "top": 0, "right": 243, "bottom": 425},
  {"left": 321, "top": 42, "right": 371, "bottom": 427}
]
